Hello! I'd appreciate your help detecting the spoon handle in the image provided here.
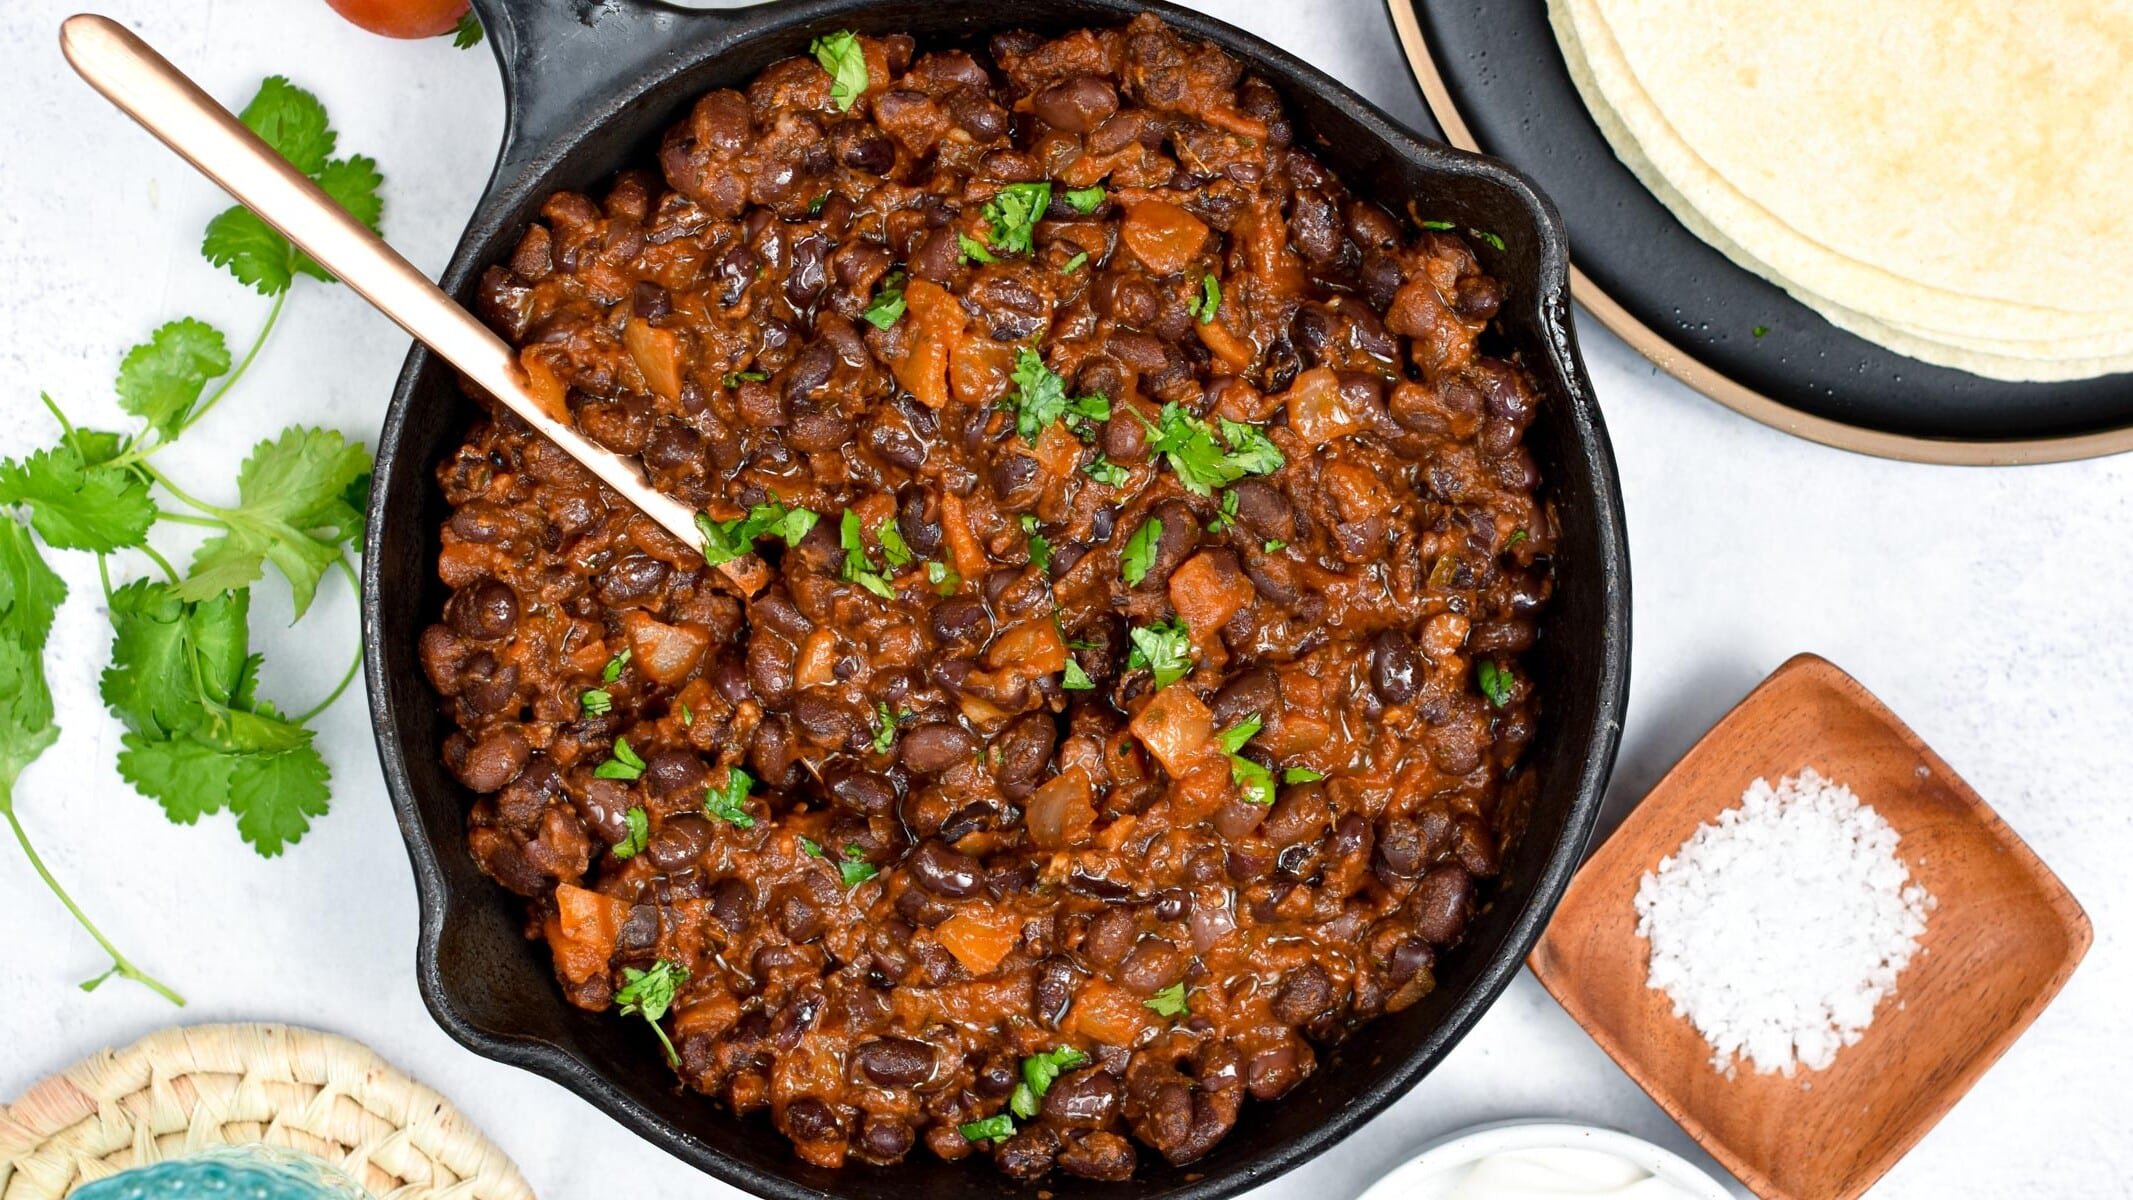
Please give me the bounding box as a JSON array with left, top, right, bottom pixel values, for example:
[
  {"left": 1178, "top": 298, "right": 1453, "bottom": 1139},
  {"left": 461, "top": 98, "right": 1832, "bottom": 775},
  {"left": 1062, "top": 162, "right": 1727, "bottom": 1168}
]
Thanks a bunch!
[{"left": 58, "top": 13, "right": 708, "bottom": 555}]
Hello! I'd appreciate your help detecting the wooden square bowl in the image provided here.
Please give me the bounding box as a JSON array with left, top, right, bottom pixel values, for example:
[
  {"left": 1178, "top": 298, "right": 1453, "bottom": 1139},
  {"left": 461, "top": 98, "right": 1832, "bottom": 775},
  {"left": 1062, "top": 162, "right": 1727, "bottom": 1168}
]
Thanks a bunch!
[{"left": 1531, "top": 653, "right": 2091, "bottom": 1200}]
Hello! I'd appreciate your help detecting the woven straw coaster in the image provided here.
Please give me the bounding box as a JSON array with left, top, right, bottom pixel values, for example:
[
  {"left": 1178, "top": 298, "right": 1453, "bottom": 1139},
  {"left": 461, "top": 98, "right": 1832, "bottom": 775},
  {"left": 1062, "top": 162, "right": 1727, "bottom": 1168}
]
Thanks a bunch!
[{"left": 0, "top": 1024, "right": 534, "bottom": 1200}]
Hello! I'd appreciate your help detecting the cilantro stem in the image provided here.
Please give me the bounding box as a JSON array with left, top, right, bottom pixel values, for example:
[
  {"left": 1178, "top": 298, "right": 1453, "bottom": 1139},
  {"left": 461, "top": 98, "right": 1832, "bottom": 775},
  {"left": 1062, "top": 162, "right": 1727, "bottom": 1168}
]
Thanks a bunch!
[
  {"left": 0, "top": 789, "right": 185, "bottom": 1007},
  {"left": 186, "top": 291, "right": 284, "bottom": 435},
  {"left": 95, "top": 552, "right": 116, "bottom": 605},
  {"left": 293, "top": 559, "right": 362, "bottom": 724},
  {"left": 152, "top": 511, "right": 222, "bottom": 528},
  {"left": 138, "top": 462, "right": 227, "bottom": 520},
  {"left": 138, "top": 543, "right": 179, "bottom": 585},
  {"left": 37, "top": 392, "right": 84, "bottom": 455}
]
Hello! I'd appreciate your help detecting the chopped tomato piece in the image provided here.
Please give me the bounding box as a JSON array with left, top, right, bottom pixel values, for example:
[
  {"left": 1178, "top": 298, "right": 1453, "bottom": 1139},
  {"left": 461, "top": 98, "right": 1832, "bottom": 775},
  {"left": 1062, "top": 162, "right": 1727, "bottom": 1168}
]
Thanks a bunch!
[
  {"left": 936, "top": 906, "right": 1022, "bottom": 975},
  {"left": 1120, "top": 200, "right": 1209, "bottom": 275}
]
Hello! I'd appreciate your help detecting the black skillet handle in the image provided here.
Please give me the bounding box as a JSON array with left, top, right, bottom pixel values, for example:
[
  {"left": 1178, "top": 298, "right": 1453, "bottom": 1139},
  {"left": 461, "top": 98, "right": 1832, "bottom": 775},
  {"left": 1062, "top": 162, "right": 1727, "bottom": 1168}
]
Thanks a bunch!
[{"left": 468, "top": 0, "right": 738, "bottom": 187}]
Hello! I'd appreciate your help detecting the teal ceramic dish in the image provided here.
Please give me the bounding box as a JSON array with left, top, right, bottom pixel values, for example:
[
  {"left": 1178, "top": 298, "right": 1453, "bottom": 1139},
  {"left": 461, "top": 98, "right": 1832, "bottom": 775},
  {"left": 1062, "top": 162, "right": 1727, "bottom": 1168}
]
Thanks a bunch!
[{"left": 71, "top": 1146, "right": 371, "bottom": 1200}]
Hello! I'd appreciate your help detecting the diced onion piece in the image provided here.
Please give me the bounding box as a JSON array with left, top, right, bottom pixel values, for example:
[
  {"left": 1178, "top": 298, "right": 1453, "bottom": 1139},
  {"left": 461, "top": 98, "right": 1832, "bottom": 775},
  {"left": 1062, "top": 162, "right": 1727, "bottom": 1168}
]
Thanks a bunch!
[
  {"left": 623, "top": 317, "right": 685, "bottom": 402},
  {"left": 1169, "top": 550, "right": 1255, "bottom": 633},
  {"left": 1281, "top": 368, "right": 1365, "bottom": 444},
  {"left": 1130, "top": 685, "right": 1215, "bottom": 777},
  {"left": 1069, "top": 978, "right": 1155, "bottom": 1045},
  {"left": 893, "top": 279, "right": 961, "bottom": 408},
  {"left": 986, "top": 618, "right": 1069, "bottom": 676},
  {"left": 624, "top": 610, "right": 710, "bottom": 685},
  {"left": 1027, "top": 766, "right": 1096, "bottom": 850}
]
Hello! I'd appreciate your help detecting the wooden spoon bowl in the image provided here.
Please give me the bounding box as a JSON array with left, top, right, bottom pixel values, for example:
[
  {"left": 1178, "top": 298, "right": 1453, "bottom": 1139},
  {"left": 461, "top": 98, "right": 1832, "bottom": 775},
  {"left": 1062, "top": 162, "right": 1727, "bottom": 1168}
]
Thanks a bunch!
[{"left": 1531, "top": 653, "right": 2091, "bottom": 1200}]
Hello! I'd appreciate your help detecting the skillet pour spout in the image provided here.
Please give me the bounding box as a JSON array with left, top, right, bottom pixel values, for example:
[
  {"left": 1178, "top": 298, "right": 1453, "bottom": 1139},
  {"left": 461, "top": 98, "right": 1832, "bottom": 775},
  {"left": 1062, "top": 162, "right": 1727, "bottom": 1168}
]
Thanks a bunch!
[{"left": 364, "top": 2, "right": 1630, "bottom": 1196}]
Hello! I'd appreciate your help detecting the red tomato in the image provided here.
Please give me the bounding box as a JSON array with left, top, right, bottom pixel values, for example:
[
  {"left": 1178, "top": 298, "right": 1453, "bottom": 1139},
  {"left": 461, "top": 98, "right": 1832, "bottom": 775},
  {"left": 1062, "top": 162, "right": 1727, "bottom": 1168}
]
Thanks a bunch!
[{"left": 323, "top": 0, "right": 471, "bottom": 39}]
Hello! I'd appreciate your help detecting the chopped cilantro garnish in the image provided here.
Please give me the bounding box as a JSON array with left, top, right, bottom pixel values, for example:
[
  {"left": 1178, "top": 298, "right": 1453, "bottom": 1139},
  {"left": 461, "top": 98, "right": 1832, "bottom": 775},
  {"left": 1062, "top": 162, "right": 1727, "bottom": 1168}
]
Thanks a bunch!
[
  {"left": 1062, "top": 659, "right": 1096, "bottom": 691},
  {"left": 810, "top": 31, "right": 869, "bottom": 112},
  {"left": 877, "top": 516, "right": 914, "bottom": 568},
  {"left": 1190, "top": 273, "right": 1222, "bottom": 324},
  {"left": 1470, "top": 228, "right": 1506, "bottom": 251},
  {"left": 1006, "top": 347, "right": 1108, "bottom": 442},
  {"left": 579, "top": 688, "right": 612, "bottom": 717},
  {"left": 1477, "top": 660, "right": 1515, "bottom": 708},
  {"left": 697, "top": 502, "right": 818, "bottom": 567},
  {"left": 704, "top": 766, "right": 755, "bottom": 828},
  {"left": 957, "top": 232, "right": 997, "bottom": 264},
  {"left": 1263, "top": 538, "right": 1287, "bottom": 553},
  {"left": 722, "top": 369, "right": 767, "bottom": 387},
  {"left": 1084, "top": 455, "right": 1129, "bottom": 487},
  {"left": 1020, "top": 514, "right": 1053, "bottom": 574},
  {"left": 1204, "top": 488, "right": 1240, "bottom": 534},
  {"left": 806, "top": 193, "right": 829, "bottom": 217},
  {"left": 799, "top": 835, "right": 825, "bottom": 858},
  {"left": 839, "top": 509, "right": 897, "bottom": 599},
  {"left": 838, "top": 844, "right": 879, "bottom": 887},
  {"left": 1140, "top": 403, "right": 1284, "bottom": 495},
  {"left": 1126, "top": 617, "right": 1193, "bottom": 689},
  {"left": 1506, "top": 528, "right": 1528, "bottom": 548},
  {"left": 871, "top": 702, "right": 909, "bottom": 754},
  {"left": 1144, "top": 982, "right": 1190, "bottom": 1017},
  {"left": 1012, "top": 1046, "right": 1090, "bottom": 1118},
  {"left": 615, "top": 959, "right": 687, "bottom": 1066},
  {"left": 1063, "top": 185, "right": 1106, "bottom": 214},
  {"left": 1216, "top": 713, "right": 1262, "bottom": 755},
  {"left": 1231, "top": 754, "right": 1275, "bottom": 806},
  {"left": 594, "top": 736, "right": 647, "bottom": 781},
  {"left": 959, "top": 1114, "right": 1016, "bottom": 1144},
  {"left": 982, "top": 182, "right": 1051, "bottom": 255},
  {"left": 1283, "top": 766, "right": 1326, "bottom": 784},
  {"left": 612, "top": 806, "right": 649, "bottom": 858},
  {"left": 1120, "top": 517, "right": 1163, "bottom": 586},
  {"left": 1752, "top": 324, "right": 1771, "bottom": 339},
  {"left": 926, "top": 560, "right": 960, "bottom": 595},
  {"left": 602, "top": 649, "right": 630, "bottom": 683},
  {"left": 1421, "top": 219, "right": 1456, "bottom": 231},
  {"left": 863, "top": 268, "right": 907, "bottom": 329},
  {"left": 1061, "top": 251, "right": 1089, "bottom": 274}
]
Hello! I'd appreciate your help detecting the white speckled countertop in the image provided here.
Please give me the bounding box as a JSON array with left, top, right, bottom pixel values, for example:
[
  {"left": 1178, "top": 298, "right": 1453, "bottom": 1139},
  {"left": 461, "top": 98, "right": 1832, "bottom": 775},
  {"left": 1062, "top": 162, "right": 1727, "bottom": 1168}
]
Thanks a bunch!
[{"left": 0, "top": 2, "right": 2125, "bottom": 1197}]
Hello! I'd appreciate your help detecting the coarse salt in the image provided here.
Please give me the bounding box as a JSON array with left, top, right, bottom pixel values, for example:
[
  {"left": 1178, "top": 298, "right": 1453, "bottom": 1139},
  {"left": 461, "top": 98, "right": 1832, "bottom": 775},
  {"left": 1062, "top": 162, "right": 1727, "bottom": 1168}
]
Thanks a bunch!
[{"left": 1633, "top": 767, "right": 1935, "bottom": 1076}]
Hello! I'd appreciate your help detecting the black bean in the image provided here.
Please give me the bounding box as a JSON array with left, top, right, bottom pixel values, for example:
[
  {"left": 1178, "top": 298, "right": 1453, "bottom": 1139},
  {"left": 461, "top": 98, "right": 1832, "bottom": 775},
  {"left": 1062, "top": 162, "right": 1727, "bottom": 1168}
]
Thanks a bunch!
[
  {"left": 448, "top": 580, "right": 518, "bottom": 640},
  {"left": 1411, "top": 864, "right": 1474, "bottom": 943},
  {"left": 929, "top": 596, "right": 992, "bottom": 647},
  {"left": 784, "top": 1096, "right": 842, "bottom": 1143},
  {"left": 631, "top": 280, "right": 672, "bottom": 320},
  {"left": 454, "top": 728, "right": 527, "bottom": 793},
  {"left": 708, "top": 877, "right": 754, "bottom": 932},
  {"left": 1388, "top": 937, "right": 1435, "bottom": 986},
  {"left": 642, "top": 421, "right": 703, "bottom": 473},
  {"left": 825, "top": 766, "right": 897, "bottom": 815},
  {"left": 598, "top": 555, "right": 670, "bottom": 605},
  {"left": 716, "top": 245, "right": 759, "bottom": 306},
  {"left": 786, "top": 233, "right": 829, "bottom": 307},
  {"left": 647, "top": 814, "right": 712, "bottom": 870},
  {"left": 855, "top": 1036, "right": 937, "bottom": 1087},
  {"left": 458, "top": 653, "right": 519, "bottom": 716},
  {"left": 746, "top": 637, "right": 796, "bottom": 705},
  {"left": 644, "top": 750, "right": 708, "bottom": 799},
  {"left": 900, "top": 722, "right": 977, "bottom": 775},
  {"left": 1210, "top": 667, "right": 1280, "bottom": 731},
  {"left": 1058, "top": 1131, "right": 1136, "bottom": 1181},
  {"left": 859, "top": 1118, "right": 914, "bottom": 1162},
  {"left": 991, "top": 713, "right": 1057, "bottom": 799},
  {"left": 449, "top": 501, "right": 512, "bottom": 544},
  {"left": 750, "top": 713, "right": 801, "bottom": 787},
  {"left": 896, "top": 487, "right": 942, "bottom": 556},
  {"left": 843, "top": 132, "right": 895, "bottom": 174},
  {"left": 1044, "top": 1068, "right": 1122, "bottom": 1128},
  {"left": 910, "top": 227, "right": 962, "bottom": 283},
  {"left": 1081, "top": 907, "right": 1137, "bottom": 967},
  {"left": 783, "top": 341, "right": 836, "bottom": 402},
  {"left": 949, "top": 91, "right": 1010, "bottom": 141},
  {"left": 1271, "top": 962, "right": 1333, "bottom": 1025},
  {"left": 776, "top": 886, "right": 824, "bottom": 941},
  {"left": 1374, "top": 817, "right": 1427, "bottom": 884},
  {"left": 1032, "top": 956, "right": 1081, "bottom": 1027},
  {"left": 790, "top": 691, "right": 864, "bottom": 749},
  {"left": 909, "top": 840, "right": 984, "bottom": 898},
  {"left": 1370, "top": 629, "right": 1420, "bottom": 704},
  {"left": 1138, "top": 499, "right": 1201, "bottom": 588},
  {"left": 1117, "top": 940, "right": 1186, "bottom": 995}
]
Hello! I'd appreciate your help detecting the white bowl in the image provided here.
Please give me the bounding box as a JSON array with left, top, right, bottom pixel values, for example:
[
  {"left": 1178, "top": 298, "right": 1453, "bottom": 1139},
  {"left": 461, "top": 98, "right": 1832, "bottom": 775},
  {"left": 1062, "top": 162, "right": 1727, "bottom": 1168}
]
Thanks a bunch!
[{"left": 1353, "top": 1120, "right": 1736, "bottom": 1200}]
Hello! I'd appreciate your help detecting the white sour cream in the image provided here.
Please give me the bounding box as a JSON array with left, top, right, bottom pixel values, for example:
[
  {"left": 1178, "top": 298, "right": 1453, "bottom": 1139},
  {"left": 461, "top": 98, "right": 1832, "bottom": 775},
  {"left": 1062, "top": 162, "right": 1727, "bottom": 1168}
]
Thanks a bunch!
[{"left": 1420, "top": 1147, "right": 1702, "bottom": 1200}]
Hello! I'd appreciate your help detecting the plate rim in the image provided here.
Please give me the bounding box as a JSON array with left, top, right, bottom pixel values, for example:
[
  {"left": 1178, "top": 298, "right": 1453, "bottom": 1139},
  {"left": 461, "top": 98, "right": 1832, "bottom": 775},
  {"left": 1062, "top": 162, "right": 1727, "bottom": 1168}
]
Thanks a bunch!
[{"left": 1385, "top": 0, "right": 2133, "bottom": 466}]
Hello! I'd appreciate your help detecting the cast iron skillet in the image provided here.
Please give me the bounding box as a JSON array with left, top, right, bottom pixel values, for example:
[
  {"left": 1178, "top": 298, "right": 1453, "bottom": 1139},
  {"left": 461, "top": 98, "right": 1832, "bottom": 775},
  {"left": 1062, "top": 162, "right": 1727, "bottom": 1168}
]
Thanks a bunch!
[{"left": 362, "top": 1, "right": 1631, "bottom": 1196}]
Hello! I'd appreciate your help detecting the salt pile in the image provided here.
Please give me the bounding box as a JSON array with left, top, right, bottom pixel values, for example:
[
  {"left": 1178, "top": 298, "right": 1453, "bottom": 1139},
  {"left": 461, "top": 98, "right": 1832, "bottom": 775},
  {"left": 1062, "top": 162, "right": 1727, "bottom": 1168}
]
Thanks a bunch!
[{"left": 1634, "top": 767, "right": 1935, "bottom": 1075}]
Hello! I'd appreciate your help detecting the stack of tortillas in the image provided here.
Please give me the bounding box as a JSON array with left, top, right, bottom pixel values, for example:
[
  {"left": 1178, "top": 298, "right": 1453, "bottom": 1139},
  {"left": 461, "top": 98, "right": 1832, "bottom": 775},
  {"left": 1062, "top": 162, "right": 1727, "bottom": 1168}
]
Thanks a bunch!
[{"left": 1550, "top": 0, "right": 2133, "bottom": 381}]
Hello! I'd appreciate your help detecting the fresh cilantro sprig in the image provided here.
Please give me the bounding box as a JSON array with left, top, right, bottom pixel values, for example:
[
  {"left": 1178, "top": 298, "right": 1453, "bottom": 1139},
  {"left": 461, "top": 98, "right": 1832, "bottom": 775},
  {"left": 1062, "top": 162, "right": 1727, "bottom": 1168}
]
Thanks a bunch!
[
  {"left": 204, "top": 77, "right": 384, "bottom": 297},
  {"left": 1121, "top": 517, "right": 1163, "bottom": 586},
  {"left": 612, "top": 806, "right": 650, "bottom": 859},
  {"left": 1190, "top": 273, "right": 1222, "bottom": 324},
  {"left": 1020, "top": 514, "right": 1052, "bottom": 574},
  {"left": 1140, "top": 403, "right": 1283, "bottom": 495},
  {"left": 839, "top": 509, "right": 897, "bottom": 599},
  {"left": 1006, "top": 348, "right": 1109, "bottom": 443},
  {"left": 871, "top": 702, "right": 909, "bottom": 754},
  {"left": 863, "top": 268, "right": 907, "bottom": 329},
  {"left": 615, "top": 959, "right": 688, "bottom": 1066},
  {"left": 1126, "top": 617, "right": 1193, "bottom": 689},
  {"left": 960, "top": 1114, "right": 1017, "bottom": 1144},
  {"left": 1217, "top": 714, "right": 1274, "bottom": 804},
  {"left": 1477, "top": 660, "right": 1516, "bottom": 708},
  {"left": 595, "top": 736, "right": 647, "bottom": 781},
  {"left": 1063, "top": 185, "right": 1106, "bottom": 214},
  {"left": 704, "top": 766, "right": 756, "bottom": 828},
  {"left": 1144, "top": 982, "right": 1191, "bottom": 1017},
  {"left": 448, "top": 12, "right": 484, "bottom": 48},
  {"left": 982, "top": 182, "right": 1051, "bottom": 255},
  {"left": 837, "top": 844, "right": 879, "bottom": 887},
  {"left": 697, "top": 501, "right": 817, "bottom": 568}
]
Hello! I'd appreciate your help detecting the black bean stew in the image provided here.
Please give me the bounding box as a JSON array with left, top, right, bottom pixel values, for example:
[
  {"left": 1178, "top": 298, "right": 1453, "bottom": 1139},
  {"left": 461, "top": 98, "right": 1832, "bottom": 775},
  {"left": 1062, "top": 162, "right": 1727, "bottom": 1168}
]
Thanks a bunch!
[{"left": 428, "top": 15, "right": 1553, "bottom": 1181}]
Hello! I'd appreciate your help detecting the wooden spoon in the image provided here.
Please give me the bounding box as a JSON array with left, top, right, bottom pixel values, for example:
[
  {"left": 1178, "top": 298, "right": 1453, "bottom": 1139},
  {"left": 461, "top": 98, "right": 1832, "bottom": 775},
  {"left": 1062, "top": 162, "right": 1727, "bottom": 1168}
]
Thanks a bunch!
[{"left": 58, "top": 14, "right": 740, "bottom": 577}]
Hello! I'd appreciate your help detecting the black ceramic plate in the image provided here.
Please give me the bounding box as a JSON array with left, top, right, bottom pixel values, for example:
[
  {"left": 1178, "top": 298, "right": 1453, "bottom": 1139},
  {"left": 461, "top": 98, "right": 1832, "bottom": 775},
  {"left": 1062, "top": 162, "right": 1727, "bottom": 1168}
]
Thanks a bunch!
[{"left": 1388, "top": 0, "right": 2133, "bottom": 463}]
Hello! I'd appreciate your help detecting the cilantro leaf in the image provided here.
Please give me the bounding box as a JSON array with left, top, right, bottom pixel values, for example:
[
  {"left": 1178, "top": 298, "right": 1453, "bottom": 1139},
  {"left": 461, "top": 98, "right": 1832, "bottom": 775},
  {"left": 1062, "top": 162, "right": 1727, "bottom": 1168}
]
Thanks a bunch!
[
  {"left": 1126, "top": 616, "right": 1193, "bottom": 689},
  {"left": 103, "top": 581, "right": 331, "bottom": 856},
  {"left": 799, "top": 835, "right": 825, "bottom": 858},
  {"left": 1421, "top": 219, "right": 1456, "bottom": 231},
  {"left": 983, "top": 182, "right": 1051, "bottom": 255},
  {"left": 602, "top": 649, "right": 630, "bottom": 683},
  {"left": 1283, "top": 766, "right": 1326, "bottom": 784},
  {"left": 1063, "top": 185, "right": 1106, "bottom": 214},
  {"left": 1120, "top": 517, "right": 1162, "bottom": 586},
  {"left": 0, "top": 633, "right": 59, "bottom": 794},
  {"left": 0, "top": 441, "right": 155, "bottom": 553},
  {"left": 579, "top": 688, "right": 612, "bottom": 716},
  {"left": 705, "top": 766, "right": 756, "bottom": 829},
  {"left": 1216, "top": 713, "right": 1262, "bottom": 755},
  {"left": 957, "top": 232, "right": 997, "bottom": 265},
  {"left": 0, "top": 511, "right": 69, "bottom": 655},
  {"left": 1477, "top": 660, "right": 1515, "bottom": 708},
  {"left": 1062, "top": 659, "right": 1095, "bottom": 691},
  {"left": 202, "top": 207, "right": 297, "bottom": 296},
  {"left": 871, "top": 702, "right": 908, "bottom": 754},
  {"left": 1144, "top": 982, "right": 1190, "bottom": 1017},
  {"left": 698, "top": 501, "right": 818, "bottom": 567},
  {"left": 1084, "top": 455, "right": 1129, "bottom": 487},
  {"left": 1470, "top": 228, "right": 1506, "bottom": 251},
  {"left": 293, "top": 156, "right": 385, "bottom": 282},
  {"left": 863, "top": 269, "right": 907, "bottom": 329},
  {"left": 1190, "top": 273, "right": 1222, "bottom": 324},
  {"left": 1204, "top": 488, "right": 1240, "bottom": 535},
  {"left": 616, "top": 959, "right": 688, "bottom": 1066},
  {"left": 1020, "top": 514, "right": 1052, "bottom": 574},
  {"left": 1230, "top": 754, "right": 1275, "bottom": 806},
  {"left": 960, "top": 1115, "right": 1016, "bottom": 1144},
  {"left": 1141, "top": 404, "right": 1283, "bottom": 495},
  {"left": 239, "top": 77, "right": 335, "bottom": 175},
  {"left": 838, "top": 844, "right": 878, "bottom": 887},
  {"left": 877, "top": 516, "right": 914, "bottom": 568},
  {"left": 811, "top": 31, "right": 869, "bottom": 112},
  {"left": 1006, "top": 347, "right": 1108, "bottom": 442},
  {"left": 1062, "top": 251, "right": 1089, "bottom": 274},
  {"left": 839, "top": 509, "right": 896, "bottom": 599},
  {"left": 594, "top": 736, "right": 646, "bottom": 780},
  {"left": 926, "top": 560, "right": 960, "bottom": 595},
  {"left": 450, "top": 12, "right": 484, "bottom": 48},
  {"left": 116, "top": 319, "right": 231, "bottom": 440},
  {"left": 1012, "top": 1045, "right": 1090, "bottom": 1118},
  {"left": 612, "top": 806, "right": 649, "bottom": 858},
  {"left": 178, "top": 426, "right": 371, "bottom": 617}
]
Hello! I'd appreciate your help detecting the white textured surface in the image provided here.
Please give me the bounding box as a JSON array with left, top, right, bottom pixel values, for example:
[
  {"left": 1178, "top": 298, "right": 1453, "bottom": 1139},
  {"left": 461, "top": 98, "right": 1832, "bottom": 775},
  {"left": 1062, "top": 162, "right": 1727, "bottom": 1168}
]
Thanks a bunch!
[{"left": 0, "top": 2, "right": 2125, "bottom": 1198}]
